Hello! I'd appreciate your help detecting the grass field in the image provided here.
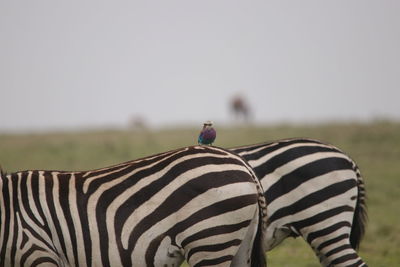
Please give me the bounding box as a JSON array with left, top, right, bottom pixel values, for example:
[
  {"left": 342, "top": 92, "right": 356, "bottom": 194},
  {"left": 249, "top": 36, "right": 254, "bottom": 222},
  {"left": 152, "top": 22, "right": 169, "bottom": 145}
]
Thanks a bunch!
[{"left": 0, "top": 121, "right": 399, "bottom": 266}]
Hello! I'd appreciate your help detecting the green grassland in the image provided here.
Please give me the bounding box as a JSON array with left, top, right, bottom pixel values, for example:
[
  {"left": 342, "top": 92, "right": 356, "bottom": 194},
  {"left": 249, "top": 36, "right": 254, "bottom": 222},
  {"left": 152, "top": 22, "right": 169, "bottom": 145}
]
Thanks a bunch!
[{"left": 0, "top": 121, "right": 399, "bottom": 266}]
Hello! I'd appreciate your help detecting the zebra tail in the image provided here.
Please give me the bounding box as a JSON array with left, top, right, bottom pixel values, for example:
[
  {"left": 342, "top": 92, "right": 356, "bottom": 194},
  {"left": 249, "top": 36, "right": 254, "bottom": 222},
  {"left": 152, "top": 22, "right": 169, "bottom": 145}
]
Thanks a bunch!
[
  {"left": 250, "top": 211, "right": 267, "bottom": 267},
  {"left": 350, "top": 163, "right": 368, "bottom": 250},
  {"left": 231, "top": 148, "right": 267, "bottom": 267},
  {"left": 249, "top": 169, "right": 267, "bottom": 267}
]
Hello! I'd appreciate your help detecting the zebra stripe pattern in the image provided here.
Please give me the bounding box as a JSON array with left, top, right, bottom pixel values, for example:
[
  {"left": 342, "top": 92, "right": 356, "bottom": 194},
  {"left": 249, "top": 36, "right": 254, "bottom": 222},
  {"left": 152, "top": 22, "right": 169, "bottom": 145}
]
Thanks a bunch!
[
  {"left": 0, "top": 146, "right": 267, "bottom": 267},
  {"left": 231, "top": 138, "right": 367, "bottom": 267}
]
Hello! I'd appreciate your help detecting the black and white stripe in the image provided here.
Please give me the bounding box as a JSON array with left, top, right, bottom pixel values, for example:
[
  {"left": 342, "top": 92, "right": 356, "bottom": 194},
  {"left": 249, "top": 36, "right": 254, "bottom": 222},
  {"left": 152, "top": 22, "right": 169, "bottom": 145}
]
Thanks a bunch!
[
  {"left": 231, "top": 138, "right": 367, "bottom": 267},
  {"left": 0, "top": 145, "right": 267, "bottom": 267}
]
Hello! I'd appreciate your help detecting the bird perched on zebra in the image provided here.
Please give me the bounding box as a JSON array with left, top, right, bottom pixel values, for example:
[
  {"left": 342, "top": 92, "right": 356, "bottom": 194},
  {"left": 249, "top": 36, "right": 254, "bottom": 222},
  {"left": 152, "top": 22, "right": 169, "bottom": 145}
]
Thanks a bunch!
[{"left": 198, "top": 120, "right": 216, "bottom": 145}]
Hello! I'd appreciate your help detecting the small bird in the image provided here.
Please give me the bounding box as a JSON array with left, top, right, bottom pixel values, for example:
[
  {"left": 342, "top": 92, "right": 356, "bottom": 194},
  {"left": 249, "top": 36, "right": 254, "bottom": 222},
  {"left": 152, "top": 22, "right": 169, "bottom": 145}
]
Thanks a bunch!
[{"left": 198, "top": 121, "right": 216, "bottom": 145}]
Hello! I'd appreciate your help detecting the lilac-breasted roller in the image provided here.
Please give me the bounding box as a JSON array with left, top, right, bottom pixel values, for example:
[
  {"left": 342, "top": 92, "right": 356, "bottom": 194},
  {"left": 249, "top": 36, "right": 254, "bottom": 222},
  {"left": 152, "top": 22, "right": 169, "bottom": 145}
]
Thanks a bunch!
[{"left": 198, "top": 121, "right": 216, "bottom": 145}]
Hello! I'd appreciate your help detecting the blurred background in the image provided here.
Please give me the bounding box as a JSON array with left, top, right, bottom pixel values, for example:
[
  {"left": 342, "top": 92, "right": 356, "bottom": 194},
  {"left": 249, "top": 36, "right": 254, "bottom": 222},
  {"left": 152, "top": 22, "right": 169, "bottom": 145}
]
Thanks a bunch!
[
  {"left": 1, "top": 1, "right": 399, "bottom": 132},
  {"left": 1, "top": 1, "right": 399, "bottom": 266}
]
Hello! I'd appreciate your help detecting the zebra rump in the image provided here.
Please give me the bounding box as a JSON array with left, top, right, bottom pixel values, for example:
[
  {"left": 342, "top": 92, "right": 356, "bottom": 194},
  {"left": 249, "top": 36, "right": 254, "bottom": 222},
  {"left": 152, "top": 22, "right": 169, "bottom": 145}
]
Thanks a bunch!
[
  {"left": 0, "top": 146, "right": 267, "bottom": 267},
  {"left": 231, "top": 138, "right": 367, "bottom": 267}
]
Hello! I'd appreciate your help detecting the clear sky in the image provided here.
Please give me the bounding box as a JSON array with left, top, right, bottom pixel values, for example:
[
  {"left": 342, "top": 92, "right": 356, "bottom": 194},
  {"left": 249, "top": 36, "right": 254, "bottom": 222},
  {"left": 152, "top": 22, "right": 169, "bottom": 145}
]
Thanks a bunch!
[{"left": 1, "top": 1, "right": 399, "bottom": 131}]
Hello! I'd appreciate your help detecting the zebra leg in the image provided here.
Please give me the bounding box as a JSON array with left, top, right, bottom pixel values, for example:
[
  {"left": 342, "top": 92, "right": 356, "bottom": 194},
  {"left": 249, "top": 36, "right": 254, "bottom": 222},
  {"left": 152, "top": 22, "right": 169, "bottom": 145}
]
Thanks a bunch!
[
  {"left": 6, "top": 213, "right": 64, "bottom": 267},
  {"left": 319, "top": 242, "right": 367, "bottom": 267},
  {"left": 288, "top": 173, "right": 367, "bottom": 266},
  {"left": 183, "top": 205, "right": 260, "bottom": 267},
  {"left": 231, "top": 208, "right": 260, "bottom": 267},
  {"left": 299, "top": 220, "right": 367, "bottom": 267},
  {"left": 15, "top": 255, "right": 62, "bottom": 267}
]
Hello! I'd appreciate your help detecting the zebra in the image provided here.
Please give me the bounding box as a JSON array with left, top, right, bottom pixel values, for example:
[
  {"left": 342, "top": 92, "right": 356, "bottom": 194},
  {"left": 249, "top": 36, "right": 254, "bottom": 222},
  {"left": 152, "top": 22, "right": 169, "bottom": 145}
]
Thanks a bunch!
[
  {"left": 0, "top": 145, "right": 267, "bottom": 267},
  {"left": 230, "top": 138, "right": 367, "bottom": 267}
]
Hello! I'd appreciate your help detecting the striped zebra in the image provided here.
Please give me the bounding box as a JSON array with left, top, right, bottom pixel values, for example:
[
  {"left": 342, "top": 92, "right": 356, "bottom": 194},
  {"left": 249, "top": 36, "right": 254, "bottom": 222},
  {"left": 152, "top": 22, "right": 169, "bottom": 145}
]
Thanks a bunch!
[
  {"left": 230, "top": 138, "right": 367, "bottom": 267},
  {"left": 0, "top": 145, "right": 267, "bottom": 267}
]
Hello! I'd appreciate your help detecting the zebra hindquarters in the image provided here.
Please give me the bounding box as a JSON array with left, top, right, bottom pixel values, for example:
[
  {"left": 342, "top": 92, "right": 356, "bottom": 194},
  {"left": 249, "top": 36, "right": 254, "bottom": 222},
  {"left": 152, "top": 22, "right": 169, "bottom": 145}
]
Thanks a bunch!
[
  {"left": 292, "top": 176, "right": 367, "bottom": 267},
  {"left": 179, "top": 180, "right": 262, "bottom": 267}
]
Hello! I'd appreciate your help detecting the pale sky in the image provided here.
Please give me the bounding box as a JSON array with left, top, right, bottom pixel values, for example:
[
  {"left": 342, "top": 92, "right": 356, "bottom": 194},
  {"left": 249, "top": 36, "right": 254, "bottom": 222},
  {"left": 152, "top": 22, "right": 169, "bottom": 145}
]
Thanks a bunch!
[{"left": 1, "top": 1, "right": 399, "bottom": 131}]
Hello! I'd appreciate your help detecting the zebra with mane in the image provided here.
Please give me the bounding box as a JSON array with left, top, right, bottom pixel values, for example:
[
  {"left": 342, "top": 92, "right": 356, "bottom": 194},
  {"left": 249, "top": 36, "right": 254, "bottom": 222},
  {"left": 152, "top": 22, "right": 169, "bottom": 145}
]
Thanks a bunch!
[
  {"left": 230, "top": 138, "right": 367, "bottom": 267},
  {"left": 0, "top": 146, "right": 267, "bottom": 267}
]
